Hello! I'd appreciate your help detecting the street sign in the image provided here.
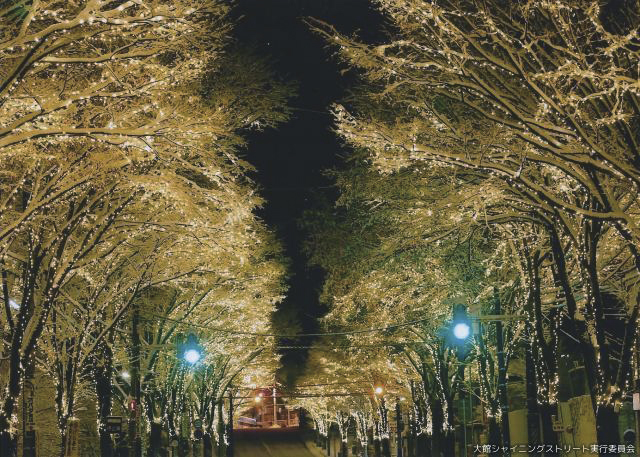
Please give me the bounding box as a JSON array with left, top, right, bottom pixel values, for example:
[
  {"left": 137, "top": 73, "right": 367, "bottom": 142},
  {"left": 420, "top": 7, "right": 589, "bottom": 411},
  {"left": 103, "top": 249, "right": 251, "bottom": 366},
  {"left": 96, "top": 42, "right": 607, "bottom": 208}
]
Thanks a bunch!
[
  {"left": 551, "top": 415, "right": 565, "bottom": 432},
  {"left": 106, "top": 416, "right": 124, "bottom": 434}
]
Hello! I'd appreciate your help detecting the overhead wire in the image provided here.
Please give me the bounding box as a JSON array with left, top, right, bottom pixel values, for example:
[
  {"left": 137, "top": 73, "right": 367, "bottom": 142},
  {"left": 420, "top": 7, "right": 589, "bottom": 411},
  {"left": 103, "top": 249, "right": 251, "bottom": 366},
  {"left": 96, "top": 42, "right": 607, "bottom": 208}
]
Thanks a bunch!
[{"left": 146, "top": 313, "right": 434, "bottom": 338}]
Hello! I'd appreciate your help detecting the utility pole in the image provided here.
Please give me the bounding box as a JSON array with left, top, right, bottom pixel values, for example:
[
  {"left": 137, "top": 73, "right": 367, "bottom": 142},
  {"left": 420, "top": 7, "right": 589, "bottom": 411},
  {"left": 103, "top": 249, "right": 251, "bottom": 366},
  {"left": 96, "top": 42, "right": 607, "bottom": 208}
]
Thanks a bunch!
[{"left": 494, "top": 288, "right": 511, "bottom": 457}]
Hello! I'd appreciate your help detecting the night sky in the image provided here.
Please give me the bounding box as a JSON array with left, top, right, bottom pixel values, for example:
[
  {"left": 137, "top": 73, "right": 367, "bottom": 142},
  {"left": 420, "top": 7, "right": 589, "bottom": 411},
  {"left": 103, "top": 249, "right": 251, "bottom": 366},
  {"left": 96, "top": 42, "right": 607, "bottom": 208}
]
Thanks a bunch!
[{"left": 232, "top": 0, "right": 384, "bottom": 385}]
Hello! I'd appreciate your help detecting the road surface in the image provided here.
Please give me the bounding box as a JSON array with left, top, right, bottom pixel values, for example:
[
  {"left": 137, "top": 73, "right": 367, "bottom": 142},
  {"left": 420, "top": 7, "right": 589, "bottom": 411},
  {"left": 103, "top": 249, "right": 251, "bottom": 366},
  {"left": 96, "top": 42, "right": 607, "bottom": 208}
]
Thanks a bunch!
[{"left": 234, "top": 428, "right": 324, "bottom": 457}]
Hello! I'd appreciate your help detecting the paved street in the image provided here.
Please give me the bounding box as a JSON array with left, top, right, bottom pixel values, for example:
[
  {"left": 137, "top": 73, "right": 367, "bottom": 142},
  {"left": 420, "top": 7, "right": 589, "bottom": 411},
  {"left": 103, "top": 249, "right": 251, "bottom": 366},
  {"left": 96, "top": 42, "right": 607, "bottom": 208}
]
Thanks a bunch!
[{"left": 234, "top": 429, "right": 323, "bottom": 457}]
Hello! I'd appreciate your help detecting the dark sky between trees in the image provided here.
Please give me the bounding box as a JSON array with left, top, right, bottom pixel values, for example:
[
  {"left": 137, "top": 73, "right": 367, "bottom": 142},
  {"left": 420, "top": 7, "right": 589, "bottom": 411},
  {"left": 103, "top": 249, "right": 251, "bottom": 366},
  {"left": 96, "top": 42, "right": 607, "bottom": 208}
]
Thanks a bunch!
[{"left": 232, "top": 0, "right": 384, "bottom": 385}]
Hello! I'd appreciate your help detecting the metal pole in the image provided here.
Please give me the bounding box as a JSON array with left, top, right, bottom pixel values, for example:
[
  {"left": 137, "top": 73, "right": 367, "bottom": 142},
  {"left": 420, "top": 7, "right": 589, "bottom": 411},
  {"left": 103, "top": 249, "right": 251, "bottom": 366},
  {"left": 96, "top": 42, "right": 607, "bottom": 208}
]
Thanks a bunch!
[{"left": 494, "top": 288, "right": 511, "bottom": 457}]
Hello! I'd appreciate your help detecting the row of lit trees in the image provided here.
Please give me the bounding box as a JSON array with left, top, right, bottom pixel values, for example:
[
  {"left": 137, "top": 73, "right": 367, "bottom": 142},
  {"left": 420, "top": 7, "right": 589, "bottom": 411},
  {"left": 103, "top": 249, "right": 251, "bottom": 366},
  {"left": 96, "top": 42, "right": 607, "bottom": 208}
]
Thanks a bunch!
[
  {"left": 299, "top": 1, "right": 640, "bottom": 456},
  {"left": 0, "top": 1, "right": 289, "bottom": 456}
]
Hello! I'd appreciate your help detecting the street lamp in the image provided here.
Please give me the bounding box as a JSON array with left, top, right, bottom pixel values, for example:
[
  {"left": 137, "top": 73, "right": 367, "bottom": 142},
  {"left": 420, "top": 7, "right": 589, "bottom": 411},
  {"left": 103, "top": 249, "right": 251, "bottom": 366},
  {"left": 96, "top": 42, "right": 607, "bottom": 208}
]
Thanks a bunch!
[{"left": 374, "top": 386, "right": 384, "bottom": 396}]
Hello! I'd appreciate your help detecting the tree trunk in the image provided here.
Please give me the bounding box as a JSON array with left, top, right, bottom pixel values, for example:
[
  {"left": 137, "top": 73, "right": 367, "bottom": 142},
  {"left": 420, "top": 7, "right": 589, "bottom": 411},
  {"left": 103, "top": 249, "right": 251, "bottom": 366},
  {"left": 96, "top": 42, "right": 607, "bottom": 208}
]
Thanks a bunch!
[
  {"left": 217, "top": 401, "right": 226, "bottom": 457},
  {"left": 148, "top": 422, "right": 163, "bottom": 457},
  {"left": 538, "top": 403, "right": 558, "bottom": 457},
  {"left": 548, "top": 228, "right": 599, "bottom": 412},
  {"left": 99, "top": 432, "right": 113, "bottom": 457},
  {"left": 416, "top": 433, "right": 429, "bottom": 457},
  {"left": 1, "top": 328, "right": 24, "bottom": 457},
  {"left": 525, "top": 341, "right": 541, "bottom": 457},
  {"left": 430, "top": 401, "right": 444, "bottom": 457},
  {"left": 96, "top": 385, "right": 113, "bottom": 457},
  {"left": 441, "top": 430, "right": 455, "bottom": 457},
  {"left": 494, "top": 289, "right": 511, "bottom": 456},
  {"left": 381, "top": 437, "right": 391, "bottom": 457},
  {"left": 59, "top": 416, "right": 70, "bottom": 457},
  {"left": 178, "top": 436, "right": 189, "bottom": 457},
  {"left": 130, "top": 303, "right": 142, "bottom": 457},
  {"left": 488, "top": 416, "right": 501, "bottom": 455},
  {"left": 95, "top": 342, "right": 113, "bottom": 457},
  {"left": 204, "top": 432, "right": 213, "bottom": 457},
  {"left": 361, "top": 440, "right": 369, "bottom": 457},
  {"left": 0, "top": 417, "right": 18, "bottom": 457},
  {"left": 596, "top": 404, "right": 619, "bottom": 456},
  {"left": 406, "top": 412, "right": 414, "bottom": 457},
  {"left": 374, "top": 435, "right": 381, "bottom": 457},
  {"left": 340, "top": 439, "right": 348, "bottom": 457}
]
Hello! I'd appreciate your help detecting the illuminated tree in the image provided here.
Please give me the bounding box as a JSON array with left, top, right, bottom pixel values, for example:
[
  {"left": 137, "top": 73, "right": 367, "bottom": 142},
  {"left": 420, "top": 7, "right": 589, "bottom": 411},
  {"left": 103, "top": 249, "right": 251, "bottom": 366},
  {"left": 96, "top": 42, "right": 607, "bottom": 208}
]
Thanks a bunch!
[
  {"left": 0, "top": 1, "right": 292, "bottom": 454},
  {"left": 312, "top": 1, "right": 640, "bottom": 451}
]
